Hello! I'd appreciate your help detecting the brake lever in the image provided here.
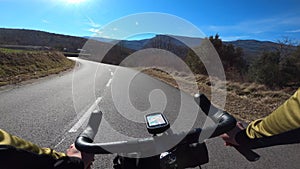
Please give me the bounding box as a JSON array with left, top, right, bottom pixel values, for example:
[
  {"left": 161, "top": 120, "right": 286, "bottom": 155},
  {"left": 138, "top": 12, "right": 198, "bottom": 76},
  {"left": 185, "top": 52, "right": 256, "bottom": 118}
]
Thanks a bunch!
[{"left": 233, "top": 146, "right": 260, "bottom": 162}]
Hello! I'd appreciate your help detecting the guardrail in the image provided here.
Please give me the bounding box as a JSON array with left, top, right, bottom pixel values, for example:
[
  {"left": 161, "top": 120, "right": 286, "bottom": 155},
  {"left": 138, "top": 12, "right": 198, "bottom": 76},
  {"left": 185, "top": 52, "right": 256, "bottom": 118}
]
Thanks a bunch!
[{"left": 63, "top": 53, "right": 91, "bottom": 57}]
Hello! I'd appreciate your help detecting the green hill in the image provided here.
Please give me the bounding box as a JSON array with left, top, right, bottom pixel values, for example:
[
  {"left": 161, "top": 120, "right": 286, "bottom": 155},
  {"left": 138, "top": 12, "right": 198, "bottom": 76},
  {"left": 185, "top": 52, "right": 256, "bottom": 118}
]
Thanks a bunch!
[
  {"left": 0, "top": 28, "right": 87, "bottom": 53},
  {"left": 0, "top": 48, "right": 75, "bottom": 86}
]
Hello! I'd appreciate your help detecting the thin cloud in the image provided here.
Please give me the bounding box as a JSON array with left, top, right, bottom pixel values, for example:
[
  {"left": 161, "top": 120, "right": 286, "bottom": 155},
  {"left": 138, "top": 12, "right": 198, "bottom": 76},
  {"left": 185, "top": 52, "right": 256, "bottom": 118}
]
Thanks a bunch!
[
  {"left": 88, "top": 28, "right": 103, "bottom": 35},
  {"left": 102, "top": 35, "right": 111, "bottom": 39},
  {"left": 221, "top": 35, "right": 250, "bottom": 41},
  {"left": 278, "top": 16, "right": 300, "bottom": 25},
  {"left": 42, "top": 19, "right": 49, "bottom": 24},
  {"left": 286, "top": 29, "right": 300, "bottom": 33},
  {"left": 86, "top": 16, "right": 101, "bottom": 28},
  {"left": 207, "top": 19, "right": 276, "bottom": 34},
  {"left": 205, "top": 16, "right": 300, "bottom": 36},
  {"left": 85, "top": 16, "right": 102, "bottom": 35}
]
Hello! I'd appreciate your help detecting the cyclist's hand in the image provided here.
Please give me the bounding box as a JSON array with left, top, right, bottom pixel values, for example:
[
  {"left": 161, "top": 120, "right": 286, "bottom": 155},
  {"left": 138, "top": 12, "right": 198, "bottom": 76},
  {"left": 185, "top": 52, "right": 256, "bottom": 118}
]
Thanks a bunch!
[
  {"left": 81, "top": 152, "right": 95, "bottom": 169},
  {"left": 221, "top": 122, "right": 245, "bottom": 146},
  {"left": 66, "top": 143, "right": 95, "bottom": 169}
]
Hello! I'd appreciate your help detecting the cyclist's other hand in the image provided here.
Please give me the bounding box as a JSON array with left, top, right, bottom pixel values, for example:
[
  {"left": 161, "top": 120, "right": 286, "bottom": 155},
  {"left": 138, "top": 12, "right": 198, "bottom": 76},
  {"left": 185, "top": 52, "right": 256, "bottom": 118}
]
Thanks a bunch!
[
  {"left": 66, "top": 143, "right": 95, "bottom": 169},
  {"left": 221, "top": 122, "right": 245, "bottom": 146},
  {"left": 81, "top": 152, "right": 94, "bottom": 169}
]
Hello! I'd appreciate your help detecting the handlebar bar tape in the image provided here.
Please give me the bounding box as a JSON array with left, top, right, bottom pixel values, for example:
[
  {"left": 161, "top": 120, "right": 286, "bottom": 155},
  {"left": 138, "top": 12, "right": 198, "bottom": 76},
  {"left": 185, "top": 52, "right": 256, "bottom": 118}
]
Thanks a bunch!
[
  {"left": 75, "top": 110, "right": 111, "bottom": 154},
  {"left": 79, "top": 110, "right": 102, "bottom": 140},
  {"left": 194, "top": 93, "right": 219, "bottom": 116},
  {"left": 194, "top": 94, "right": 236, "bottom": 137}
]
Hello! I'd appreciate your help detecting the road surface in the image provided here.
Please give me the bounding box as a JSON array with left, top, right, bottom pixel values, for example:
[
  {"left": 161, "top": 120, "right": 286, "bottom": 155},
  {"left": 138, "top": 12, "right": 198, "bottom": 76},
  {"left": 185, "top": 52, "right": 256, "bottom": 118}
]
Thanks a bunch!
[{"left": 0, "top": 58, "right": 299, "bottom": 169}]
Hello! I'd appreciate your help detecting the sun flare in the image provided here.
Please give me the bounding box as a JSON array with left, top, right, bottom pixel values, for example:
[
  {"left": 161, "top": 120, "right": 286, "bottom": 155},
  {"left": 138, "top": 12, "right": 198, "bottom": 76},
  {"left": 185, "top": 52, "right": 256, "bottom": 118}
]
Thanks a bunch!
[{"left": 66, "top": 0, "right": 86, "bottom": 4}]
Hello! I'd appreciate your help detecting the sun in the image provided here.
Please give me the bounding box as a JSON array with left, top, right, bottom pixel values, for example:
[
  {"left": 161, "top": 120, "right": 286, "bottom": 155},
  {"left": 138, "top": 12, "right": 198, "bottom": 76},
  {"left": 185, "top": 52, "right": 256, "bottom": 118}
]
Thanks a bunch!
[{"left": 66, "top": 0, "right": 86, "bottom": 4}]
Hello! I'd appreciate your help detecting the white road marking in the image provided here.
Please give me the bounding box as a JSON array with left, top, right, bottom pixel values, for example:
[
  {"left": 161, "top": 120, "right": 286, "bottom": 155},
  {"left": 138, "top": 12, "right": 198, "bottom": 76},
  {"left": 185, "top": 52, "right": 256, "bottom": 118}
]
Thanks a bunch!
[
  {"left": 110, "top": 72, "right": 114, "bottom": 76},
  {"left": 106, "top": 78, "right": 113, "bottom": 87},
  {"left": 54, "top": 137, "right": 65, "bottom": 148},
  {"left": 68, "top": 97, "right": 102, "bottom": 133}
]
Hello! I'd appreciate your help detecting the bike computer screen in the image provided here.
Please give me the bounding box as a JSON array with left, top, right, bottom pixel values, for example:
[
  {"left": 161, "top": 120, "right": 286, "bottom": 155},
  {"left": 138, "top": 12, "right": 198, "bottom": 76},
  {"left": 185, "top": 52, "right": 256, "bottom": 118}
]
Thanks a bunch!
[{"left": 145, "top": 113, "right": 170, "bottom": 135}]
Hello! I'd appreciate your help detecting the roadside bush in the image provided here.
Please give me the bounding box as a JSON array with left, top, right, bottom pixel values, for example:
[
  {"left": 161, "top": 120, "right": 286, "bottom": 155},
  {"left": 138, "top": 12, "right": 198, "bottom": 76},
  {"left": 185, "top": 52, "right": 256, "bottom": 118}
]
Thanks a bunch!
[{"left": 248, "top": 47, "right": 300, "bottom": 88}]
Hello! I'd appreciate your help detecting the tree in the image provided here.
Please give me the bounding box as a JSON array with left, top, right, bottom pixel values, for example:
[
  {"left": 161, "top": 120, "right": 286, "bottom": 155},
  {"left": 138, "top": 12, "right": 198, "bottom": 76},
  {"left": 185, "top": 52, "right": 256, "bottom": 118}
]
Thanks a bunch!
[
  {"left": 276, "top": 36, "right": 298, "bottom": 59},
  {"left": 248, "top": 46, "right": 300, "bottom": 87},
  {"left": 284, "top": 45, "right": 300, "bottom": 85},
  {"left": 209, "top": 34, "right": 247, "bottom": 77},
  {"left": 246, "top": 36, "right": 300, "bottom": 88},
  {"left": 248, "top": 51, "right": 281, "bottom": 87},
  {"left": 185, "top": 49, "right": 206, "bottom": 74},
  {"left": 209, "top": 34, "right": 223, "bottom": 53}
]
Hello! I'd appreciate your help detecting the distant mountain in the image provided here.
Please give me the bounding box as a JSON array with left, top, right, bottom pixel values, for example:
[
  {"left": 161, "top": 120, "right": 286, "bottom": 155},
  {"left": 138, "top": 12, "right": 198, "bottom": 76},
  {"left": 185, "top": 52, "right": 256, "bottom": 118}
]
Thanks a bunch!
[
  {"left": 0, "top": 28, "right": 88, "bottom": 52},
  {"left": 84, "top": 36, "right": 151, "bottom": 50},
  {"left": 119, "top": 39, "right": 150, "bottom": 51},
  {"left": 224, "top": 40, "right": 297, "bottom": 61},
  {"left": 1, "top": 28, "right": 297, "bottom": 64},
  {"left": 91, "top": 34, "right": 297, "bottom": 62},
  {"left": 84, "top": 36, "right": 117, "bottom": 43},
  {"left": 162, "top": 35, "right": 203, "bottom": 47},
  {"left": 0, "top": 28, "right": 134, "bottom": 65},
  {"left": 94, "top": 35, "right": 202, "bottom": 62},
  {"left": 85, "top": 34, "right": 202, "bottom": 50}
]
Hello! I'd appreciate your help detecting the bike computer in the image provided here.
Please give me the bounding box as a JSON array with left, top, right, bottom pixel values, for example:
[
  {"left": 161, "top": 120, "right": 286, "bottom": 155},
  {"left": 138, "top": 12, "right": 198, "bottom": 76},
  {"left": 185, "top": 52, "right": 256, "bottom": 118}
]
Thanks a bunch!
[{"left": 145, "top": 112, "right": 170, "bottom": 135}]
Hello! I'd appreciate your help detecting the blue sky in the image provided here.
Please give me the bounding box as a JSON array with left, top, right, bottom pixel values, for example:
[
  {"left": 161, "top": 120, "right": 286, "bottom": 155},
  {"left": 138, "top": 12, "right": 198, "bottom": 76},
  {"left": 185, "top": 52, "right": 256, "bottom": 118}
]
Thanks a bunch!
[{"left": 1, "top": 0, "right": 300, "bottom": 42}]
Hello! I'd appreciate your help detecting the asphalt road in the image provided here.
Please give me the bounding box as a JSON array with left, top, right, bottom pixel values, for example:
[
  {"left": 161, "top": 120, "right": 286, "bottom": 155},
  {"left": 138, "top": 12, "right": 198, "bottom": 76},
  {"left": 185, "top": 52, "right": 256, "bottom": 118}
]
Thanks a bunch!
[{"left": 0, "top": 58, "right": 299, "bottom": 169}]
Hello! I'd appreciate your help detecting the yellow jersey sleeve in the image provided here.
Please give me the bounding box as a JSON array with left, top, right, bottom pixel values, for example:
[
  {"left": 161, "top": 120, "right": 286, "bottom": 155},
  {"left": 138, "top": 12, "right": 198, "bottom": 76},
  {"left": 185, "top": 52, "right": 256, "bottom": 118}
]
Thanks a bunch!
[
  {"left": 0, "top": 129, "right": 66, "bottom": 159},
  {"left": 246, "top": 88, "right": 300, "bottom": 139}
]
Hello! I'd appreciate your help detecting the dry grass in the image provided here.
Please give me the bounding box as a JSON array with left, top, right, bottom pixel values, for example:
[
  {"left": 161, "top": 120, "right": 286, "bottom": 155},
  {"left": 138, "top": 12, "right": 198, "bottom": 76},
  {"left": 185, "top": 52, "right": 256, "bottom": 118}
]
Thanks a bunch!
[
  {"left": 139, "top": 67, "right": 297, "bottom": 122},
  {"left": 0, "top": 48, "right": 75, "bottom": 86}
]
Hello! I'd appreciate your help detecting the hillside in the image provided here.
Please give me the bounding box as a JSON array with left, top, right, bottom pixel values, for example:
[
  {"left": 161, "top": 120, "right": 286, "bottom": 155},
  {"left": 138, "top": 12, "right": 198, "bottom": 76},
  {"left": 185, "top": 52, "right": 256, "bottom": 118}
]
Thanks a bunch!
[
  {"left": 0, "top": 28, "right": 135, "bottom": 64},
  {"left": 0, "top": 48, "right": 75, "bottom": 86},
  {"left": 0, "top": 28, "right": 87, "bottom": 52},
  {"left": 225, "top": 40, "right": 297, "bottom": 61}
]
